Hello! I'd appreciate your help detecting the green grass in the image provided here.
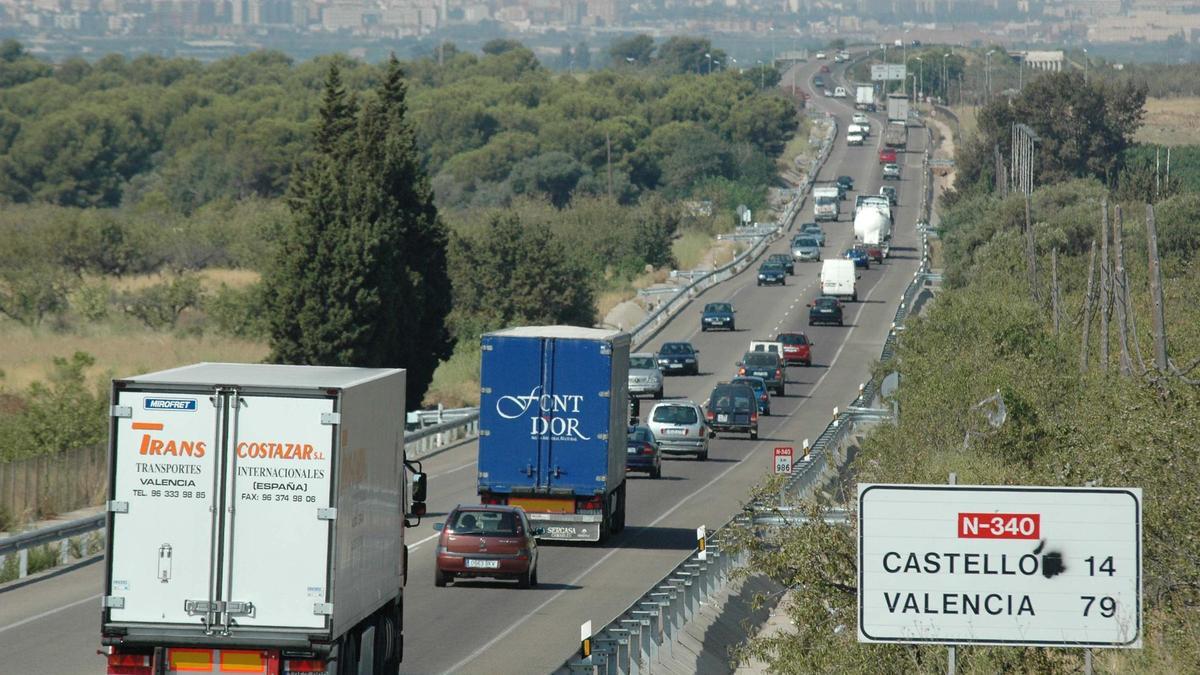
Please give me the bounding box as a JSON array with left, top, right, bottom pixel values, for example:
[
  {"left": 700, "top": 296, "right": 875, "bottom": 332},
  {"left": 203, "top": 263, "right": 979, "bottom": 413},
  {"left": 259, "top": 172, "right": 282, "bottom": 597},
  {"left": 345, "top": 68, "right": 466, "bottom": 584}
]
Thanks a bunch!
[
  {"left": 672, "top": 230, "right": 717, "bottom": 270},
  {"left": 423, "top": 344, "right": 482, "bottom": 408}
]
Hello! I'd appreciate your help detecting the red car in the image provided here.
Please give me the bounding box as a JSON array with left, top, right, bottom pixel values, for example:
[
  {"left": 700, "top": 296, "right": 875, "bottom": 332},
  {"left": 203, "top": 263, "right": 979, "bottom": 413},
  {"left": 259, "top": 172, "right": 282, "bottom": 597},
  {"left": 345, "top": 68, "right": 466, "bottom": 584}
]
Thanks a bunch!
[
  {"left": 434, "top": 505, "right": 540, "bottom": 588},
  {"left": 879, "top": 148, "right": 897, "bottom": 164},
  {"left": 776, "top": 332, "right": 813, "bottom": 366}
]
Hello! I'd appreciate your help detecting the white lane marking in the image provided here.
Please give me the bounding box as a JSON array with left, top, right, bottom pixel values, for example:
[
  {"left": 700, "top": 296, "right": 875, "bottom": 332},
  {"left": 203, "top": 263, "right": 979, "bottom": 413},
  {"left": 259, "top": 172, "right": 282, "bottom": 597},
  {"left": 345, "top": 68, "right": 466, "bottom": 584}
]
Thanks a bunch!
[
  {"left": 432, "top": 461, "right": 475, "bottom": 479},
  {"left": 445, "top": 266, "right": 888, "bottom": 674},
  {"left": 409, "top": 531, "right": 442, "bottom": 550},
  {"left": 0, "top": 593, "right": 101, "bottom": 636}
]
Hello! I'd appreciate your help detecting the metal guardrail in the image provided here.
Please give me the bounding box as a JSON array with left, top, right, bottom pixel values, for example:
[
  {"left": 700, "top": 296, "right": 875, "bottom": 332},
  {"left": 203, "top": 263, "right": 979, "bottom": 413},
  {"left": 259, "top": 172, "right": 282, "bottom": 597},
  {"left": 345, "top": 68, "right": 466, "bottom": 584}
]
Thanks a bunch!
[
  {"left": 559, "top": 118, "right": 941, "bottom": 675},
  {"left": 0, "top": 410, "right": 483, "bottom": 586}
]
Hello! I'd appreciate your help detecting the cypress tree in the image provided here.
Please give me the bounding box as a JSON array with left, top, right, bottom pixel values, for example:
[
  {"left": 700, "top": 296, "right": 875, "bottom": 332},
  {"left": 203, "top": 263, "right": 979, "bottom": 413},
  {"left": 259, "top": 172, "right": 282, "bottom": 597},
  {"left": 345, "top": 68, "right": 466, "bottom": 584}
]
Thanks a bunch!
[{"left": 265, "top": 56, "right": 452, "bottom": 406}]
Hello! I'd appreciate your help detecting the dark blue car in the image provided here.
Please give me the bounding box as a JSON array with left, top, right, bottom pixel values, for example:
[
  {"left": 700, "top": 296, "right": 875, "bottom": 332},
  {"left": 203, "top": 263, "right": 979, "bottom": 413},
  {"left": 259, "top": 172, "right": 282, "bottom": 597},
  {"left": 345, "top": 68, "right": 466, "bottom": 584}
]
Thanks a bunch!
[
  {"left": 701, "top": 302, "right": 735, "bottom": 332},
  {"left": 757, "top": 262, "right": 787, "bottom": 286},
  {"left": 657, "top": 342, "right": 700, "bottom": 375},
  {"left": 843, "top": 246, "right": 871, "bottom": 269},
  {"left": 625, "top": 425, "right": 662, "bottom": 478}
]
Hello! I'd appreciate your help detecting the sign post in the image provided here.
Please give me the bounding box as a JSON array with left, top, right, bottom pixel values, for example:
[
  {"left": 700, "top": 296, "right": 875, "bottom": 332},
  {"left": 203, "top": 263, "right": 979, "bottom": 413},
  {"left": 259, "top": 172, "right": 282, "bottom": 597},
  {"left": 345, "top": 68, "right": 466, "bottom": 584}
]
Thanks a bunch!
[
  {"left": 696, "top": 525, "right": 707, "bottom": 561},
  {"left": 773, "top": 446, "right": 794, "bottom": 474},
  {"left": 858, "top": 484, "right": 1143, "bottom": 649}
]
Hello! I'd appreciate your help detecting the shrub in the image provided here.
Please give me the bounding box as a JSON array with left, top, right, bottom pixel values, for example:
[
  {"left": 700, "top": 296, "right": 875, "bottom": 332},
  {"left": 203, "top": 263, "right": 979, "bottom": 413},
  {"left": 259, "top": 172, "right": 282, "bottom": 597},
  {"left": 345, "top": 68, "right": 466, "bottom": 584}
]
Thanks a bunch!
[
  {"left": 120, "top": 274, "right": 201, "bottom": 329},
  {"left": 203, "top": 282, "right": 269, "bottom": 339}
]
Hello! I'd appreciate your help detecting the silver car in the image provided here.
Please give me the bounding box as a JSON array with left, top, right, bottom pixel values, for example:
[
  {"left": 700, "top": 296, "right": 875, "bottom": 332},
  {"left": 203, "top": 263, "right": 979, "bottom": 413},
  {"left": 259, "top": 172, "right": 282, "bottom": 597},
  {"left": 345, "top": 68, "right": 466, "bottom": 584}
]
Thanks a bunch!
[
  {"left": 628, "top": 353, "right": 664, "bottom": 399},
  {"left": 791, "top": 236, "right": 822, "bottom": 262},
  {"left": 799, "top": 223, "right": 826, "bottom": 246},
  {"left": 882, "top": 163, "right": 901, "bottom": 180},
  {"left": 646, "top": 401, "right": 710, "bottom": 460}
]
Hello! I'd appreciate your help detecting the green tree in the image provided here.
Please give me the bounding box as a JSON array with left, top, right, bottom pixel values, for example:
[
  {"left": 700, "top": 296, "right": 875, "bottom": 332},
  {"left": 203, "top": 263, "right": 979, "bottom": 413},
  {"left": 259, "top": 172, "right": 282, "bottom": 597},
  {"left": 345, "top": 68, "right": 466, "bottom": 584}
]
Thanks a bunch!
[
  {"left": 447, "top": 214, "right": 595, "bottom": 340},
  {"left": 508, "top": 151, "right": 586, "bottom": 207},
  {"left": 609, "top": 34, "right": 655, "bottom": 67},
  {"left": 575, "top": 41, "right": 591, "bottom": 70},
  {"left": 265, "top": 57, "right": 452, "bottom": 406},
  {"left": 482, "top": 39, "right": 525, "bottom": 56},
  {"left": 656, "top": 37, "right": 725, "bottom": 75}
]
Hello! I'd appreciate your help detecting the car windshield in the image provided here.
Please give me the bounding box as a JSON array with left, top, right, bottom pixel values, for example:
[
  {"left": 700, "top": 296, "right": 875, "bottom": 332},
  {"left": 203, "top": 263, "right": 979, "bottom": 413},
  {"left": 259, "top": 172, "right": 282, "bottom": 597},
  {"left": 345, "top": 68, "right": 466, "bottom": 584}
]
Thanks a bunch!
[
  {"left": 711, "top": 387, "right": 754, "bottom": 411},
  {"left": 778, "top": 333, "right": 808, "bottom": 345},
  {"left": 652, "top": 405, "right": 698, "bottom": 425},
  {"left": 744, "top": 353, "right": 778, "bottom": 367},
  {"left": 795, "top": 238, "right": 818, "bottom": 247},
  {"left": 705, "top": 303, "right": 731, "bottom": 313},
  {"left": 451, "top": 510, "right": 517, "bottom": 536},
  {"left": 659, "top": 343, "right": 692, "bottom": 355},
  {"left": 815, "top": 196, "right": 836, "bottom": 205},
  {"left": 630, "top": 356, "right": 656, "bottom": 370}
]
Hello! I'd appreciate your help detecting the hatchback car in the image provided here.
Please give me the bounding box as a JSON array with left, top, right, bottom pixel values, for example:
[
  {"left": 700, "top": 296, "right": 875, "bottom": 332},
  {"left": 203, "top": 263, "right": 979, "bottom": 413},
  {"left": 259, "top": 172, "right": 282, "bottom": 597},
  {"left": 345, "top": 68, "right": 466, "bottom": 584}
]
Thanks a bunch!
[
  {"left": 791, "top": 237, "right": 821, "bottom": 262},
  {"left": 626, "top": 425, "right": 662, "bottom": 478},
  {"left": 730, "top": 376, "right": 771, "bottom": 415},
  {"left": 882, "top": 163, "right": 901, "bottom": 180},
  {"left": 737, "top": 351, "right": 785, "bottom": 396},
  {"left": 846, "top": 133, "right": 865, "bottom": 146},
  {"left": 701, "top": 302, "right": 735, "bottom": 332},
  {"left": 705, "top": 383, "right": 759, "bottom": 440},
  {"left": 799, "top": 222, "right": 826, "bottom": 246},
  {"left": 434, "top": 505, "right": 539, "bottom": 588},
  {"left": 646, "top": 400, "right": 709, "bottom": 460},
  {"left": 880, "top": 185, "right": 898, "bottom": 205},
  {"left": 768, "top": 253, "right": 795, "bottom": 275},
  {"left": 776, "top": 332, "right": 812, "bottom": 366},
  {"left": 657, "top": 342, "right": 699, "bottom": 375},
  {"left": 844, "top": 246, "right": 870, "bottom": 269},
  {"left": 628, "top": 352, "right": 664, "bottom": 399},
  {"left": 757, "top": 262, "right": 787, "bottom": 286},
  {"left": 836, "top": 175, "right": 855, "bottom": 192},
  {"left": 879, "top": 148, "right": 897, "bottom": 164},
  {"left": 808, "top": 296, "right": 845, "bottom": 326}
]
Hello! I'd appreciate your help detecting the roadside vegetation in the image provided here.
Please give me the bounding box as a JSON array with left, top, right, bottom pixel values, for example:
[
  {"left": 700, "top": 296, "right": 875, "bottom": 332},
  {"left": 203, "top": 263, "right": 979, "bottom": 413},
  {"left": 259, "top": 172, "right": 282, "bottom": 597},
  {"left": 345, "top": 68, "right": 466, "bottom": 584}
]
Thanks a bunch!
[
  {"left": 731, "top": 68, "right": 1200, "bottom": 673},
  {"left": 0, "top": 37, "right": 800, "bottom": 472}
]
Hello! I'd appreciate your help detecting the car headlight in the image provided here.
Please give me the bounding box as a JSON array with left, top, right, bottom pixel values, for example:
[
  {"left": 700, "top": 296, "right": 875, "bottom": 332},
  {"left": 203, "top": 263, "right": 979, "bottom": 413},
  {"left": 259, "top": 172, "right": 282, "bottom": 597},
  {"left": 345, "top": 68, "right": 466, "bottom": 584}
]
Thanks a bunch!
[{"left": 685, "top": 357, "right": 695, "bottom": 363}]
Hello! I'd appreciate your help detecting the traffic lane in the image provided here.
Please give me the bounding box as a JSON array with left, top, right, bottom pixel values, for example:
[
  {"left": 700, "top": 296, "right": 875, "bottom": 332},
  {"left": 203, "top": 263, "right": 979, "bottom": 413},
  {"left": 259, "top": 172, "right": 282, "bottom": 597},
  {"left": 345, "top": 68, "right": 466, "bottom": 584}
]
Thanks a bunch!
[
  {"left": 451, "top": 212, "right": 926, "bottom": 675},
  {"left": 0, "top": 563, "right": 102, "bottom": 675}
]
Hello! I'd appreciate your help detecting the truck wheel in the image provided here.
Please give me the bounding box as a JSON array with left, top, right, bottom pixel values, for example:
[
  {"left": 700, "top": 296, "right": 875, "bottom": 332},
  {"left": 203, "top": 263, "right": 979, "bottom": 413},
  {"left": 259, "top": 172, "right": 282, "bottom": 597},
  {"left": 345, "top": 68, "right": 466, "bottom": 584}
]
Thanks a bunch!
[
  {"left": 333, "top": 628, "right": 360, "bottom": 675},
  {"left": 697, "top": 449, "right": 708, "bottom": 461},
  {"left": 615, "top": 484, "right": 627, "bottom": 533},
  {"left": 434, "top": 568, "right": 449, "bottom": 587},
  {"left": 374, "top": 607, "right": 401, "bottom": 674}
]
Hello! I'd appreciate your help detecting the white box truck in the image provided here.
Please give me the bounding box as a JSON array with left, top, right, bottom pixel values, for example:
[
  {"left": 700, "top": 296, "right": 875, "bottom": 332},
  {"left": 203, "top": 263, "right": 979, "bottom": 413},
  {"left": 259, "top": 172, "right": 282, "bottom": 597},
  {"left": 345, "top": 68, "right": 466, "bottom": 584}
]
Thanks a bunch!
[
  {"left": 820, "top": 259, "right": 858, "bottom": 301},
  {"left": 99, "top": 363, "right": 427, "bottom": 675},
  {"left": 813, "top": 186, "right": 841, "bottom": 222},
  {"left": 855, "top": 85, "right": 875, "bottom": 111}
]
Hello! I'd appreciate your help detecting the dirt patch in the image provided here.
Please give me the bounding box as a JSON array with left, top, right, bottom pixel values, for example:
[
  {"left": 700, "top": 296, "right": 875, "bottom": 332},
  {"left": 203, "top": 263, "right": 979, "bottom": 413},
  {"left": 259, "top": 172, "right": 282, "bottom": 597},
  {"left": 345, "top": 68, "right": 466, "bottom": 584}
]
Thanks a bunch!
[{"left": 1136, "top": 97, "right": 1200, "bottom": 147}]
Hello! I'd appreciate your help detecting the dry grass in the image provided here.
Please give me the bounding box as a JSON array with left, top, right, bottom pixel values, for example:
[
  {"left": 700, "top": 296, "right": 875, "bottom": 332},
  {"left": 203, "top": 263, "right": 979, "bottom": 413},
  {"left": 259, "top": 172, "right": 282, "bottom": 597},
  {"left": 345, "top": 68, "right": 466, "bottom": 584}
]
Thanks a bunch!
[
  {"left": 0, "top": 322, "right": 268, "bottom": 391},
  {"left": 672, "top": 231, "right": 718, "bottom": 270},
  {"left": 100, "top": 268, "right": 260, "bottom": 294},
  {"left": 1136, "top": 97, "right": 1200, "bottom": 147},
  {"left": 948, "top": 105, "right": 979, "bottom": 140}
]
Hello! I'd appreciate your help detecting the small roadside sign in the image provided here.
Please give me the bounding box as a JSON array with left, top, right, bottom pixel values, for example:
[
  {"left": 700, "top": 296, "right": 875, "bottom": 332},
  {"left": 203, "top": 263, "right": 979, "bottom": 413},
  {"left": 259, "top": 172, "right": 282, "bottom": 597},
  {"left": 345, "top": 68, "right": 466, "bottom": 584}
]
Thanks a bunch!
[
  {"left": 858, "top": 484, "right": 1143, "bottom": 648},
  {"left": 697, "top": 525, "right": 707, "bottom": 561},
  {"left": 742, "top": 209, "right": 752, "bottom": 224},
  {"left": 773, "top": 446, "right": 793, "bottom": 474}
]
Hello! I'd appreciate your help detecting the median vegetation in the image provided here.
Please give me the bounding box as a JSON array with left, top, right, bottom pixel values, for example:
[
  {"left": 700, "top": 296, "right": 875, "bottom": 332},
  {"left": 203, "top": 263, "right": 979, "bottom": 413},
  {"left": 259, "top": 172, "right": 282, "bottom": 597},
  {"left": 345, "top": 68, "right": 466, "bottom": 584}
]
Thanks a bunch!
[{"left": 732, "top": 69, "right": 1200, "bottom": 673}]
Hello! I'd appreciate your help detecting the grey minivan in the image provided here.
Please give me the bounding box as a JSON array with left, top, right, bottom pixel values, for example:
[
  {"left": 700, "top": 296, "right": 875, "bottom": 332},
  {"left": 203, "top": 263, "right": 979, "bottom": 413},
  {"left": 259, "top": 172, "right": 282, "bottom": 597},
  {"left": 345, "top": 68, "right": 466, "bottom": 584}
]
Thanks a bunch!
[{"left": 791, "top": 236, "right": 822, "bottom": 262}]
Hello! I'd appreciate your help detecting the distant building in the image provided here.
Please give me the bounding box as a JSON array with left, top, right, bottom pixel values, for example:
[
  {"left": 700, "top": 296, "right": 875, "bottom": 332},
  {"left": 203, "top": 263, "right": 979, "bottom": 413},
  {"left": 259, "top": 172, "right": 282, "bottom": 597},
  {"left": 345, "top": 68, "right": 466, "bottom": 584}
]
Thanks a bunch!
[{"left": 1020, "top": 49, "right": 1064, "bottom": 71}]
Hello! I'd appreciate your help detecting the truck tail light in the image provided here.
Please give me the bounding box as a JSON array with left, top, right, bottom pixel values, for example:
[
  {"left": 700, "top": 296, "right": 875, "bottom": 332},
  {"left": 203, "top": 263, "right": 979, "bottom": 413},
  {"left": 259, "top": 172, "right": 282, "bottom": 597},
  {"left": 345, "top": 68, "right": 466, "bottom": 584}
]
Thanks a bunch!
[
  {"left": 106, "top": 650, "right": 153, "bottom": 675},
  {"left": 480, "top": 494, "right": 507, "bottom": 505},
  {"left": 705, "top": 410, "right": 715, "bottom": 421},
  {"left": 738, "top": 367, "right": 746, "bottom": 376},
  {"left": 284, "top": 659, "right": 327, "bottom": 673},
  {"left": 750, "top": 411, "right": 758, "bottom": 423},
  {"left": 577, "top": 495, "right": 604, "bottom": 512},
  {"left": 775, "top": 369, "right": 783, "bottom": 379}
]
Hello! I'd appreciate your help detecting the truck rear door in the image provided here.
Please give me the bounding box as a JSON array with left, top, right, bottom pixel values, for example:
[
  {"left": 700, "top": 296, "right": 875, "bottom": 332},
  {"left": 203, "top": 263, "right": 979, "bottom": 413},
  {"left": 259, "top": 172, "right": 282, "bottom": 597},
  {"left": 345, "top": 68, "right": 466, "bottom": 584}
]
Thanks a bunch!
[
  {"left": 107, "top": 389, "right": 220, "bottom": 625},
  {"left": 481, "top": 336, "right": 549, "bottom": 490},
  {"left": 221, "top": 394, "right": 334, "bottom": 630},
  {"left": 544, "top": 338, "right": 610, "bottom": 492}
]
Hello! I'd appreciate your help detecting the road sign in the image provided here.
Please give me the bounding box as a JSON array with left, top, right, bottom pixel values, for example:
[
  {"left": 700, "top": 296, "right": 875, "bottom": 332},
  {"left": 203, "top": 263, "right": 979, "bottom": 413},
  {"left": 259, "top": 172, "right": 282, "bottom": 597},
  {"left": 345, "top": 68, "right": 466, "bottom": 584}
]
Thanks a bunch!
[
  {"left": 773, "top": 446, "right": 793, "bottom": 474},
  {"left": 871, "top": 64, "right": 907, "bottom": 81},
  {"left": 858, "top": 484, "right": 1142, "bottom": 648},
  {"left": 741, "top": 209, "right": 752, "bottom": 224}
]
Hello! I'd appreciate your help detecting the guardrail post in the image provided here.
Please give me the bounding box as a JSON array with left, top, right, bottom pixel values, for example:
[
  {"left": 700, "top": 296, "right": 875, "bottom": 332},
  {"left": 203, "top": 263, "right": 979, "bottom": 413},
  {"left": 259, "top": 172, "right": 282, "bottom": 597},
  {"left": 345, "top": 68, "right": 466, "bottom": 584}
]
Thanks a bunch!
[
  {"left": 619, "top": 619, "right": 644, "bottom": 675},
  {"left": 589, "top": 643, "right": 617, "bottom": 675},
  {"left": 18, "top": 546, "right": 28, "bottom": 578},
  {"left": 632, "top": 602, "right": 663, "bottom": 665},
  {"left": 59, "top": 537, "right": 70, "bottom": 565},
  {"left": 567, "top": 659, "right": 600, "bottom": 675},
  {"left": 600, "top": 630, "right": 631, "bottom": 675}
]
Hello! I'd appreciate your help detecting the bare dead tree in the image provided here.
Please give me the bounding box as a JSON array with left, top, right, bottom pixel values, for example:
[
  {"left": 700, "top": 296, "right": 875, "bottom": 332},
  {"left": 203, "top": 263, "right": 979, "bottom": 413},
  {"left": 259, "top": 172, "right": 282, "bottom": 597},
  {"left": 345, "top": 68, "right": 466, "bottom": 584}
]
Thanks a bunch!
[
  {"left": 1113, "top": 205, "right": 1133, "bottom": 377},
  {"left": 1146, "top": 203, "right": 1168, "bottom": 372},
  {"left": 1051, "top": 247, "right": 1060, "bottom": 333},
  {"left": 1099, "top": 199, "right": 1110, "bottom": 374},
  {"left": 1079, "top": 241, "right": 1097, "bottom": 373},
  {"left": 1025, "top": 194, "right": 1040, "bottom": 304}
]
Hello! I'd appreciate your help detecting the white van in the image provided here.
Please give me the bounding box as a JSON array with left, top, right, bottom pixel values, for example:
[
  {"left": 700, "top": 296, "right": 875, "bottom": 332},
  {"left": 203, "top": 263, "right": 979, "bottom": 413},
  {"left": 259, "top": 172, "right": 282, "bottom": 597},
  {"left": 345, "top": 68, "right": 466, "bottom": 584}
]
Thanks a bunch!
[
  {"left": 848, "top": 123, "right": 869, "bottom": 137},
  {"left": 820, "top": 259, "right": 858, "bottom": 302},
  {"left": 834, "top": 87, "right": 848, "bottom": 98},
  {"left": 749, "top": 340, "right": 784, "bottom": 357}
]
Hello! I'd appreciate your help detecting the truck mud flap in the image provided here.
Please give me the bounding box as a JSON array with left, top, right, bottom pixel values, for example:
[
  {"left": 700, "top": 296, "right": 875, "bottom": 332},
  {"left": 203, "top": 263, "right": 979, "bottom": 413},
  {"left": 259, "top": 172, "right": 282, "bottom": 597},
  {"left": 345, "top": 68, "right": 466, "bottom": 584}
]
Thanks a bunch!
[{"left": 527, "top": 513, "right": 604, "bottom": 542}]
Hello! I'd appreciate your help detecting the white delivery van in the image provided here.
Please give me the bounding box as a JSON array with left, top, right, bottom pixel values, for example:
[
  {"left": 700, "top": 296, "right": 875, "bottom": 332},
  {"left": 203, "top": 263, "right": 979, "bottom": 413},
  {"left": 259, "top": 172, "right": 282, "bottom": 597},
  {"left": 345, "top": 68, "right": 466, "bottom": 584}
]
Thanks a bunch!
[
  {"left": 834, "top": 86, "right": 848, "bottom": 98},
  {"left": 100, "top": 363, "right": 427, "bottom": 674},
  {"left": 813, "top": 187, "right": 841, "bottom": 221},
  {"left": 820, "top": 259, "right": 858, "bottom": 302}
]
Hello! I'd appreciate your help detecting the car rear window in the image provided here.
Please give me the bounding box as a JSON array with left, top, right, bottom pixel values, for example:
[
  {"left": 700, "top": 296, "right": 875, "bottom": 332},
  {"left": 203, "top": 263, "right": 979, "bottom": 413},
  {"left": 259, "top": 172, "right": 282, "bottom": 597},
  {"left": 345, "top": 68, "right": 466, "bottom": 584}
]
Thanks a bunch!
[
  {"left": 652, "top": 405, "right": 698, "bottom": 425},
  {"left": 778, "top": 334, "right": 808, "bottom": 345},
  {"left": 795, "top": 238, "right": 818, "bottom": 247},
  {"left": 711, "top": 386, "right": 754, "bottom": 411},
  {"left": 815, "top": 297, "right": 839, "bottom": 308},
  {"left": 630, "top": 356, "right": 656, "bottom": 369},
  {"left": 627, "top": 427, "right": 654, "bottom": 444},
  {"left": 744, "top": 353, "right": 778, "bottom": 367},
  {"left": 451, "top": 510, "right": 517, "bottom": 536}
]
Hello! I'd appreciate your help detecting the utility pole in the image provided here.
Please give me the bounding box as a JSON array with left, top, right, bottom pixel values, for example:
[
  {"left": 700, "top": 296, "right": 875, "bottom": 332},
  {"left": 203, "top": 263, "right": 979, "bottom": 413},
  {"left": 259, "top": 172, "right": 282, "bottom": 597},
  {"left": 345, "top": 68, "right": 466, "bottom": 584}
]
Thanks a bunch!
[
  {"left": 986, "top": 49, "right": 995, "bottom": 103},
  {"left": 606, "top": 131, "right": 613, "bottom": 201},
  {"left": 1083, "top": 47, "right": 1089, "bottom": 83}
]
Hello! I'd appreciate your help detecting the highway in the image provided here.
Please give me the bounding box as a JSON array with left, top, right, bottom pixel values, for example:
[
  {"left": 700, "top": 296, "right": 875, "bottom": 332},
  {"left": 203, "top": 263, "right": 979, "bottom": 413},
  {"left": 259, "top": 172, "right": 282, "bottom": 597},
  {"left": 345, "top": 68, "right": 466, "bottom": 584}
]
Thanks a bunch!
[{"left": 0, "top": 56, "right": 929, "bottom": 674}]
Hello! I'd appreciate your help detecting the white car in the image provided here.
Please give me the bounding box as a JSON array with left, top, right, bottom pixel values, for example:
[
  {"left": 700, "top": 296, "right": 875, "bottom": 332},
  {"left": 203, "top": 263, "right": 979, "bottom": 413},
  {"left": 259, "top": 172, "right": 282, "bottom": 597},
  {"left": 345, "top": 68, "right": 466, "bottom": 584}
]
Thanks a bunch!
[
  {"left": 833, "top": 87, "right": 848, "bottom": 98},
  {"left": 852, "top": 113, "right": 869, "bottom": 125},
  {"left": 815, "top": 52, "right": 827, "bottom": 59},
  {"left": 646, "top": 401, "right": 710, "bottom": 460},
  {"left": 846, "top": 133, "right": 864, "bottom": 146}
]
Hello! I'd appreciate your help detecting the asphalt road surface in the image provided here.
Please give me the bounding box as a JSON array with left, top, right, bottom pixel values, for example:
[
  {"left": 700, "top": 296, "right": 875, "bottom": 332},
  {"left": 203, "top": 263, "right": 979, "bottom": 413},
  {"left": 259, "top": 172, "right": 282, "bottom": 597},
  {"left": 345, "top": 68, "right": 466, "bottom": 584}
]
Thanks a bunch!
[{"left": 0, "top": 55, "right": 929, "bottom": 675}]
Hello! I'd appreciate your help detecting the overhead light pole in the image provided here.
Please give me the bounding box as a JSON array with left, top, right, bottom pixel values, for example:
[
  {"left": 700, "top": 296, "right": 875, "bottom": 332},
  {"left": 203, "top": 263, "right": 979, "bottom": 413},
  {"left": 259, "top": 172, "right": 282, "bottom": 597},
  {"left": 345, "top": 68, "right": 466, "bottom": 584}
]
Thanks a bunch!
[
  {"left": 915, "top": 55, "right": 924, "bottom": 100},
  {"left": 942, "top": 52, "right": 951, "bottom": 102},
  {"left": 1083, "top": 47, "right": 1089, "bottom": 83},
  {"left": 986, "top": 49, "right": 995, "bottom": 102}
]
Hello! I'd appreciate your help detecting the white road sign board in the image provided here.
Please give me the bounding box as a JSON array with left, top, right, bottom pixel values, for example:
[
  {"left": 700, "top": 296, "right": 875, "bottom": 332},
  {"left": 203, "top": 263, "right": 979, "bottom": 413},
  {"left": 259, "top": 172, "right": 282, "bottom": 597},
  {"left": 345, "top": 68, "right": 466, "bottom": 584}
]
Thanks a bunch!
[
  {"left": 858, "top": 484, "right": 1142, "bottom": 648},
  {"left": 871, "top": 64, "right": 907, "bottom": 81}
]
